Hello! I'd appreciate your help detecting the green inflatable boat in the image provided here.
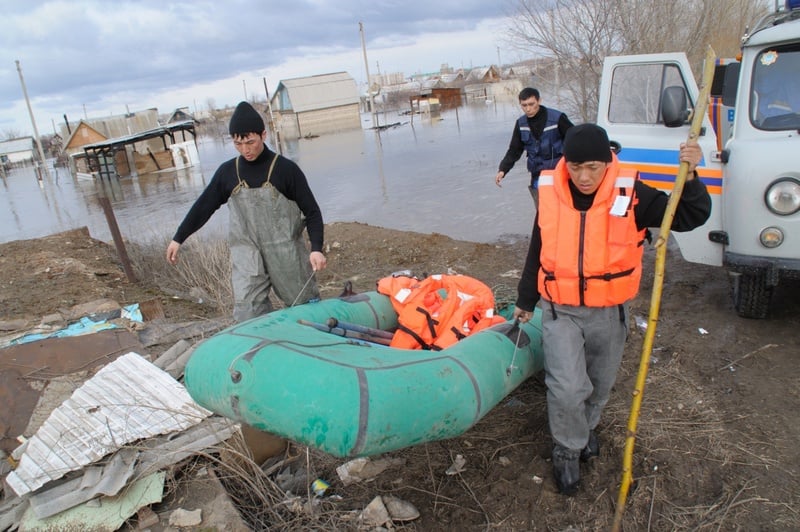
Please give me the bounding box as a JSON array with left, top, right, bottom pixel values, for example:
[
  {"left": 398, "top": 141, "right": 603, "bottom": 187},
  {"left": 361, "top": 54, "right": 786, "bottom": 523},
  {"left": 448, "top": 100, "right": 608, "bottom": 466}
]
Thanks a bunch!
[{"left": 184, "top": 291, "right": 544, "bottom": 458}]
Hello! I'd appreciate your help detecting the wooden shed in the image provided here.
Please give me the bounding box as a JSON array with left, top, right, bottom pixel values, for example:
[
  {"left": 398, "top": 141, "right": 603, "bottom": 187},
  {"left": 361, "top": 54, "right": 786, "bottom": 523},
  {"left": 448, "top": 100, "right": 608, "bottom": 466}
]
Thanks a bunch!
[
  {"left": 270, "top": 72, "right": 361, "bottom": 139},
  {"left": 63, "top": 121, "right": 108, "bottom": 157},
  {"left": 429, "top": 87, "right": 462, "bottom": 109}
]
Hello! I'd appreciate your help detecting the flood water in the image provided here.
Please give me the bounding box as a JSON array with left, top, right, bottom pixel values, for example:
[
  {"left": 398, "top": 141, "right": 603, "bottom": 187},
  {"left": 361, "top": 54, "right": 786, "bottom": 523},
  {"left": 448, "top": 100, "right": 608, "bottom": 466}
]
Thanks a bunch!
[{"left": 0, "top": 101, "right": 537, "bottom": 246}]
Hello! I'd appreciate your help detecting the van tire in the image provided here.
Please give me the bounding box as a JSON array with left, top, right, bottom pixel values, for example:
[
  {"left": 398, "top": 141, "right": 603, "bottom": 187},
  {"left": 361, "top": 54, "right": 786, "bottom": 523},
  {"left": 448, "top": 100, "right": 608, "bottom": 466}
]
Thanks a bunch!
[{"left": 732, "top": 272, "right": 772, "bottom": 319}]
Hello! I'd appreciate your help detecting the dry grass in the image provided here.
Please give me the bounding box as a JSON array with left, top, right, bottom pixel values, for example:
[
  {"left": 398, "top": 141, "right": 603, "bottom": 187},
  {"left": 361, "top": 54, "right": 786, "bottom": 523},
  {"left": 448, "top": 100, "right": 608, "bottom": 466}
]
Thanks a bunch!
[
  {"left": 602, "top": 348, "right": 788, "bottom": 531},
  {"left": 156, "top": 433, "right": 422, "bottom": 531},
  {"left": 127, "top": 234, "right": 234, "bottom": 315}
]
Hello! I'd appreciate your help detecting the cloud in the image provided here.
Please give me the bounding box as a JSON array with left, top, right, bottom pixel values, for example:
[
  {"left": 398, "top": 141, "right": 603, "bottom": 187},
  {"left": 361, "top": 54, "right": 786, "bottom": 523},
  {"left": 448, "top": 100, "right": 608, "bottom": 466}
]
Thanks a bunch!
[{"left": 1, "top": 0, "right": 514, "bottom": 136}]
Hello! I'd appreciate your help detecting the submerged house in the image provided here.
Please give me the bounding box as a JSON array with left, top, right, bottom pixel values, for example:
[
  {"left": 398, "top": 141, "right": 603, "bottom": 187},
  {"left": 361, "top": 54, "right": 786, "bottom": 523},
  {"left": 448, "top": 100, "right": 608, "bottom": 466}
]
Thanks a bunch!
[
  {"left": 59, "top": 108, "right": 198, "bottom": 179},
  {"left": 0, "top": 137, "right": 36, "bottom": 166},
  {"left": 167, "top": 107, "right": 196, "bottom": 123},
  {"left": 63, "top": 121, "right": 108, "bottom": 156},
  {"left": 270, "top": 72, "right": 361, "bottom": 139},
  {"left": 62, "top": 119, "right": 197, "bottom": 179},
  {"left": 79, "top": 121, "right": 198, "bottom": 180}
]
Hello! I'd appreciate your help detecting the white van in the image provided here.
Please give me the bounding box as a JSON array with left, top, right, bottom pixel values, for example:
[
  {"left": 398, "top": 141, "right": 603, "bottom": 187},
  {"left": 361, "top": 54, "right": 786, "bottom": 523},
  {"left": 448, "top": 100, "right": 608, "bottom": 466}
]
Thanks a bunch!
[{"left": 596, "top": 2, "right": 800, "bottom": 318}]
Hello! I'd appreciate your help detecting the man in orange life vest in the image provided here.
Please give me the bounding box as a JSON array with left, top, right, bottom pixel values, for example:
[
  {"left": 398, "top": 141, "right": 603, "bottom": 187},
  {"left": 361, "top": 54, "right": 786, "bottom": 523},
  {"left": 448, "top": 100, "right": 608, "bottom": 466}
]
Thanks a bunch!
[{"left": 512, "top": 124, "right": 711, "bottom": 495}]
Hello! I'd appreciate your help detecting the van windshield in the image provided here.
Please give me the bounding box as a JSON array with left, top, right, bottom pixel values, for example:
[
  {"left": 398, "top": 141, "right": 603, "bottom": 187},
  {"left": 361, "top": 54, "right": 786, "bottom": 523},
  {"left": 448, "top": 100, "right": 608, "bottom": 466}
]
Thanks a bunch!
[{"left": 750, "top": 44, "right": 800, "bottom": 130}]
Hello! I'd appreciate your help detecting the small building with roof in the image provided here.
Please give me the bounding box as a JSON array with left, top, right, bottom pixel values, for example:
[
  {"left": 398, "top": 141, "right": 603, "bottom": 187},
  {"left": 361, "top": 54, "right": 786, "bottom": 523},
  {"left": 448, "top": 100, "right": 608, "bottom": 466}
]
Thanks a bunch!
[
  {"left": 72, "top": 121, "right": 197, "bottom": 180},
  {"left": 270, "top": 72, "right": 361, "bottom": 139},
  {"left": 58, "top": 108, "right": 197, "bottom": 179},
  {"left": 63, "top": 121, "right": 109, "bottom": 158},
  {"left": 167, "top": 107, "right": 196, "bottom": 124},
  {"left": 466, "top": 65, "right": 502, "bottom": 84},
  {"left": 0, "top": 137, "right": 36, "bottom": 166}
]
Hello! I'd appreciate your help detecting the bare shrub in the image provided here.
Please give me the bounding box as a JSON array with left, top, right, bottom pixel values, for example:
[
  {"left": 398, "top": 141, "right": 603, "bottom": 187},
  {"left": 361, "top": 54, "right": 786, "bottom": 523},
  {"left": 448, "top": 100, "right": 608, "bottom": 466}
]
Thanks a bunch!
[
  {"left": 167, "top": 434, "right": 362, "bottom": 530},
  {"left": 128, "top": 235, "right": 233, "bottom": 315}
]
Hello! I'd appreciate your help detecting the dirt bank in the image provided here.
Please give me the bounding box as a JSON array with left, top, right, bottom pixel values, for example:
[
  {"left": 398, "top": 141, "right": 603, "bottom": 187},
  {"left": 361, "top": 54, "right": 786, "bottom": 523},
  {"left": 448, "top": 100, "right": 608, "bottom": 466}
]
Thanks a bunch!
[{"left": 1, "top": 224, "right": 798, "bottom": 530}]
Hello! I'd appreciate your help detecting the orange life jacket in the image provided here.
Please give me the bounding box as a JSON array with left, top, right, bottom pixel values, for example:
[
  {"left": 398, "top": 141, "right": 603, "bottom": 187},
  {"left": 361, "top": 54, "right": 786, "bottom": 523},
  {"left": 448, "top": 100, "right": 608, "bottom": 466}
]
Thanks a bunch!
[
  {"left": 537, "top": 156, "right": 645, "bottom": 307},
  {"left": 377, "top": 274, "right": 504, "bottom": 350}
]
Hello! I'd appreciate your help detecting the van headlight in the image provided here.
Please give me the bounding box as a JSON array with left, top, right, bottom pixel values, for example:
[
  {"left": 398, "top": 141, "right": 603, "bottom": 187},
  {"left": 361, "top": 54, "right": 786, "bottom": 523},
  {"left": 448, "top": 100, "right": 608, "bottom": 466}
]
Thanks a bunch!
[{"left": 765, "top": 178, "right": 800, "bottom": 215}]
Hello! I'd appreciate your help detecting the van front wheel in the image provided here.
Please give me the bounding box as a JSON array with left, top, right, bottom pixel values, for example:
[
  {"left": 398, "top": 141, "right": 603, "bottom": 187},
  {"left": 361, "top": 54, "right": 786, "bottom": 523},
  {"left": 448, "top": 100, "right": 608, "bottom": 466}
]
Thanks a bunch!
[{"left": 732, "top": 271, "right": 772, "bottom": 319}]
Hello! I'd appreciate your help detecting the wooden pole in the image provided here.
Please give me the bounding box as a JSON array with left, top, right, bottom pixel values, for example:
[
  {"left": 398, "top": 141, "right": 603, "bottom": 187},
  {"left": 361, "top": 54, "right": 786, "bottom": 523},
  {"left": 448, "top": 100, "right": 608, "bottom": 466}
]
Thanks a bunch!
[
  {"left": 611, "top": 46, "right": 716, "bottom": 532},
  {"left": 96, "top": 182, "right": 138, "bottom": 284}
]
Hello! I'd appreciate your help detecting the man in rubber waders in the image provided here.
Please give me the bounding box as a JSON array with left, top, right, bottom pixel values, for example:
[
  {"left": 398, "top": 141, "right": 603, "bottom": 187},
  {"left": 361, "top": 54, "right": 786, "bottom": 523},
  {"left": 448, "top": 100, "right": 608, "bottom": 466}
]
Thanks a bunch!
[
  {"left": 494, "top": 87, "right": 573, "bottom": 205},
  {"left": 166, "top": 101, "right": 326, "bottom": 322},
  {"left": 512, "top": 124, "right": 711, "bottom": 495}
]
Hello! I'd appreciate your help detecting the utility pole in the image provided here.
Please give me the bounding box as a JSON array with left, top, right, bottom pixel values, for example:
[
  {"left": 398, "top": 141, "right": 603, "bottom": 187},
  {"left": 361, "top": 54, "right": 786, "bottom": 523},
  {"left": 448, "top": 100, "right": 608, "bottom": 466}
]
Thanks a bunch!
[
  {"left": 16, "top": 60, "right": 50, "bottom": 181},
  {"left": 263, "top": 77, "right": 283, "bottom": 155},
  {"left": 359, "top": 22, "right": 377, "bottom": 129}
]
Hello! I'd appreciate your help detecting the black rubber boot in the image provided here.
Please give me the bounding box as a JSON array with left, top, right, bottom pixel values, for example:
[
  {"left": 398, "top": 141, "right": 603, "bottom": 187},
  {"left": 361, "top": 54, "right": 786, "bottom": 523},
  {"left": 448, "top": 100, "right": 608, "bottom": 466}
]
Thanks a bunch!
[
  {"left": 580, "top": 430, "right": 600, "bottom": 462},
  {"left": 552, "top": 446, "right": 580, "bottom": 495}
]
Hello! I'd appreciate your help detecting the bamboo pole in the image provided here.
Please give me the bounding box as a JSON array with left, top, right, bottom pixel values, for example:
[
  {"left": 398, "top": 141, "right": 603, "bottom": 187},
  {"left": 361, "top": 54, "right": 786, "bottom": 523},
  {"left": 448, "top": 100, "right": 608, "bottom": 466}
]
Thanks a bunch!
[{"left": 611, "top": 45, "right": 716, "bottom": 532}]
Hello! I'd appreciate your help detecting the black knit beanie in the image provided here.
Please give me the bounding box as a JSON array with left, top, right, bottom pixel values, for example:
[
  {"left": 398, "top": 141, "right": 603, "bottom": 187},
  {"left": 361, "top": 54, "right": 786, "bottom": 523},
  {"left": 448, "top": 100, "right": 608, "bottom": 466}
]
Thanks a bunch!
[
  {"left": 563, "top": 123, "right": 613, "bottom": 163},
  {"left": 229, "top": 101, "right": 265, "bottom": 136}
]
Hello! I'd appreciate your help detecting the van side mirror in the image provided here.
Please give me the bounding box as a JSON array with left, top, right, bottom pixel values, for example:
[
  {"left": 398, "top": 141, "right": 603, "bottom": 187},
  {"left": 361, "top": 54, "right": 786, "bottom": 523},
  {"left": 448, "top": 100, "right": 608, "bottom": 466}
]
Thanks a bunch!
[
  {"left": 721, "top": 62, "right": 740, "bottom": 107},
  {"left": 661, "top": 86, "right": 689, "bottom": 127}
]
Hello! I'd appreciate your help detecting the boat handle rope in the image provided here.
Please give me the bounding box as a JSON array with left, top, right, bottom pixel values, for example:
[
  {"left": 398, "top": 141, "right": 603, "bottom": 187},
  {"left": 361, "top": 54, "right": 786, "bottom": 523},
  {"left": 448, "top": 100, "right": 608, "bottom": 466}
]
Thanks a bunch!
[
  {"left": 226, "top": 337, "right": 370, "bottom": 383},
  {"left": 505, "top": 317, "right": 522, "bottom": 377},
  {"left": 290, "top": 270, "right": 317, "bottom": 308}
]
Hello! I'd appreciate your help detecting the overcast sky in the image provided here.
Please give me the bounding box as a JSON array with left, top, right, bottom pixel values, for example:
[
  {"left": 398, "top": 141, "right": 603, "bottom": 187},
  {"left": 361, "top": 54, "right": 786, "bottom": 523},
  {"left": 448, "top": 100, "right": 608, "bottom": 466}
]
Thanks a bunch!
[{"left": 1, "top": 1, "right": 519, "bottom": 137}]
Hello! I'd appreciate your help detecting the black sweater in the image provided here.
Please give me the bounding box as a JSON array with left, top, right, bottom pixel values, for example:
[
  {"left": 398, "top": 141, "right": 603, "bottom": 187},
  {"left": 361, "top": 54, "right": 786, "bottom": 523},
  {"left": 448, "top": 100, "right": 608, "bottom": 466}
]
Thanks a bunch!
[
  {"left": 172, "top": 145, "right": 324, "bottom": 252},
  {"left": 516, "top": 176, "right": 712, "bottom": 311}
]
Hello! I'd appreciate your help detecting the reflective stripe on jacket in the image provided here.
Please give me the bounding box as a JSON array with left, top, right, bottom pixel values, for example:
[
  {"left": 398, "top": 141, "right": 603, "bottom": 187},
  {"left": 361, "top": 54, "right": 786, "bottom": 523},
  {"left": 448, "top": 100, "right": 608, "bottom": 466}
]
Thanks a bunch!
[
  {"left": 537, "top": 156, "right": 645, "bottom": 307},
  {"left": 377, "top": 274, "right": 503, "bottom": 350},
  {"left": 518, "top": 108, "right": 564, "bottom": 174}
]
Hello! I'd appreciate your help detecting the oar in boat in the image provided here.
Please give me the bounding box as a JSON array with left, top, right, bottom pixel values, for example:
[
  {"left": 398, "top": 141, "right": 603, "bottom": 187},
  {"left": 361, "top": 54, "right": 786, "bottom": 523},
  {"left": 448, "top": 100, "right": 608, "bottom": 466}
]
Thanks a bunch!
[
  {"left": 297, "top": 319, "right": 392, "bottom": 346},
  {"left": 326, "top": 317, "right": 395, "bottom": 340}
]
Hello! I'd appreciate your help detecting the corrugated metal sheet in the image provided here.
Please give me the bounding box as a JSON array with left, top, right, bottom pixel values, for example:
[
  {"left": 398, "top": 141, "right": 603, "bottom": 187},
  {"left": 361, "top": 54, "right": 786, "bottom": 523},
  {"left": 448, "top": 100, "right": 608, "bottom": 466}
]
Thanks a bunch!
[
  {"left": 6, "top": 352, "right": 211, "bottom": 496},
  {"left": 27, "top": 417, "right": 238, "bottom": 519},
  {"left": 276, "top": 72, "right": 360, "bottom": 113}
]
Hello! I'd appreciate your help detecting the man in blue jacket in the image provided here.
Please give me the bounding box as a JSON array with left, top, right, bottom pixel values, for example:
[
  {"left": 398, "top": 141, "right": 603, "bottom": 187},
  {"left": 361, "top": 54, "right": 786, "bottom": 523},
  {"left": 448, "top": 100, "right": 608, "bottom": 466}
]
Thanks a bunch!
[{"left": 494, "top": 87, "right": 573, "bottom": 203}]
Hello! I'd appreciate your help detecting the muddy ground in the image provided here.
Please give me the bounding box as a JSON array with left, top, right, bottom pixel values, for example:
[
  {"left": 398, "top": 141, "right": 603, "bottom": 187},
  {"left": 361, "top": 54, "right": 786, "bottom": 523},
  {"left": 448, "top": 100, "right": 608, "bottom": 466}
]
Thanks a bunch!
[{"left": 1, "top": 224, "right": 798, "bottom": 530}]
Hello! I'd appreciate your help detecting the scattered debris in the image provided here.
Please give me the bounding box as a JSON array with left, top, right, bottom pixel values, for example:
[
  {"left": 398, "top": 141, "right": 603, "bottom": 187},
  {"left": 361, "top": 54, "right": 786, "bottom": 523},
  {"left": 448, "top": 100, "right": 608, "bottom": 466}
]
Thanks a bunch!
[
  {"left": 383, "top": 495, "right": 420, "bottom": 521},
  {"left": 6, "top": 352, "right": 212, "bottom": 496},
  {"left": 312, "top": 478, "right": 330, "bottom": 496},
  {"left": 0, "top": 319, "right": 29, "bottom": 332},
  {"left": 359, "top": 495, "right": 391, "bottom": 527},
  {"left": 358, "top": 494, "right": 420, "bottom": 527},
  {"left": 336, "top": 456, "right": 406, "bottom": 486},
  {"left": 19, "top": 471, "right": 165, "bottom": 532},
  {"left": 169, "top": 507, "right": 203, "bottom": 528},
  {"left": 446, "top": 454, "right": 467, "bottom": 475},
  {"left": 717, "top": 343, "right": 779, "bottom": 372},
  {"left": 136, "top": 506, "right": 160, "bottom": 528}
]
